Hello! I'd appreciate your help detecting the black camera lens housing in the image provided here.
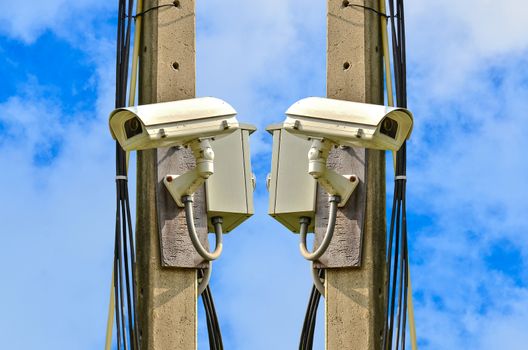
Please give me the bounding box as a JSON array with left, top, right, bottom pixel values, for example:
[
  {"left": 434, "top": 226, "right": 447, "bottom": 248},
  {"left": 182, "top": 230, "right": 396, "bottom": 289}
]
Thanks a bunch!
[
  {"left": 125, "top": 117, "right": 143, "bottom": 139},
  {"left": 380, "top": 117, "right": 398, "bottom": 139}
]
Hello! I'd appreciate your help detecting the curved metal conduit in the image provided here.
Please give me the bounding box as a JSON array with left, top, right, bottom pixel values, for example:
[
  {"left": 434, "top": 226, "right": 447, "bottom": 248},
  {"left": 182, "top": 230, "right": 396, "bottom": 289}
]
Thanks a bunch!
[
  {"left": 298, "top": 195, "right": 340, "bottom": 298},
  {"left": 311, "top": 263, "right": 326, "bottom": 297},
  {"left": 299, "top": 195, "right": 340, "bottom": 261},
  {"left": 184, "top": 195, "right": 224, "bottom": 347},
  {"left": 183, "top": 195, "right": 223, "bottom": 261},
  {"left": 198, "top": 262, "right": 212, "bottom": 296}
]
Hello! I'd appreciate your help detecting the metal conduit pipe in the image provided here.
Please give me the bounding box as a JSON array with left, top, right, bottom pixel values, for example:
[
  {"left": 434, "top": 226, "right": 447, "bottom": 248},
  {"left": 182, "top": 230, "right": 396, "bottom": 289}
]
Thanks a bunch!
[
  {"left": 299, "top": 195, "right": 340, "bottom": 261},
  {"left": 198, "top": 262, "right": 212, "bottom": 296},
  {"left": 311, "top": 263, "right": 325, "bottom": 297},
  {"left": 183, "top": 195, "right": 223, "bottom": 261}
]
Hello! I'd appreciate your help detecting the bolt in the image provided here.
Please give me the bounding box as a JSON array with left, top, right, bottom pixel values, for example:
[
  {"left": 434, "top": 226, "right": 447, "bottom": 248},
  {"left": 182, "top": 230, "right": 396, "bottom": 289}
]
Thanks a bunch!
[{"left": 293, "top": 120, "right": 301, "bottom": 130}]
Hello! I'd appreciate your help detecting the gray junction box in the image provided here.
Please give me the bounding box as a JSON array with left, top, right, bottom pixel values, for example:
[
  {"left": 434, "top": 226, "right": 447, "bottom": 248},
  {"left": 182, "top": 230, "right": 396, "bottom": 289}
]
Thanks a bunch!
[
  {"left": 205, "top": 124, "right": 256, "bottom": 233},
  {"left": 267, "top": 125, "right": 317, "bottom": 233}
]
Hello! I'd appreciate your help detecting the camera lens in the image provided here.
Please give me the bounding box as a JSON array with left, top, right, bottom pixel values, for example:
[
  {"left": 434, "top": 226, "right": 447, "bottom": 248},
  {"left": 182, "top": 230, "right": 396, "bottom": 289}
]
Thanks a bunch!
[
  {"left": 380, "top": 117, "right": 398, "bottom": 139},
  {"left": 125, "top": 117, "right": 143, "bottom": 139}
]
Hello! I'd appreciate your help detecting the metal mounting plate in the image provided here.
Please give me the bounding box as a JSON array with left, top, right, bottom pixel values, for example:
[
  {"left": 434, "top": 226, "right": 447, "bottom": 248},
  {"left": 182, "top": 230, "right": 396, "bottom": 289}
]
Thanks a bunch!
[
  {"left": 313, "top": 146, "right": 366, "bottom": 268},
  {"left": 157, "top": 146, "right": 209, "bottom": 268}
]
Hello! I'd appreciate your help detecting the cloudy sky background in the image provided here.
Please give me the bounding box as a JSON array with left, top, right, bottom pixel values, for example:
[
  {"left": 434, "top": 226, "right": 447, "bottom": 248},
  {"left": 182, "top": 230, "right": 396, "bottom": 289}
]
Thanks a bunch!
[{"left": 0, "top": 0, "right": 527, "bottom": 349}]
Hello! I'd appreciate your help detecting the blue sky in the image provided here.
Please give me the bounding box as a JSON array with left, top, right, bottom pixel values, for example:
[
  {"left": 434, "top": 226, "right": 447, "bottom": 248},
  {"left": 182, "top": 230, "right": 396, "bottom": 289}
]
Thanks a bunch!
[{"left": 0, "top": 0, "right": 527, "bottom": 349}]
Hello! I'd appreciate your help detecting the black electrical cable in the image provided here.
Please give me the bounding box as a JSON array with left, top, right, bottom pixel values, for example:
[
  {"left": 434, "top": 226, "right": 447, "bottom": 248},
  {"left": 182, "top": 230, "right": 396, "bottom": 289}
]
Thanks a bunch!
[
  {"left": 307, "top": 270, "right": 324, "bottom": 348},
  {"left": 116, "top": 203, "right": 129, "bottom": 350},
  {"left": 205, "top": 287, "right": 224, "bottom": 349},
  {"left": 306, "top": 288, "right": 321, "bottom": 349},
  {"left": 210, "top": 290, "right": 224, "bottom": 349},
  {"left": 203, "top": 289, "right": 217, "bottom": 349},
  {"left": 382, "top": 0, "right": 410, "bottom": 349},
  {"left": 299, "top": 269, "right": 324, "bottom": 350},
  {"left": 299, "top": 292, "right": 314, "bottom": 348},
  {"left": 121, "top": 191, "right": 136, "bottom": 348},
  {"left": 199, "top": 269, "right": 224, "bottom": 350},
  {"left": 113, "top": 0, "right": 139, "bottom": 349},
  {"left": 132, "top": 1, "right": 180, "bottom": 18},
  {"left": 345, "top": 2, "right": 391, "bottom": 18},
  {"left": 299, "top": 287, "right": 317, "bottom": 349},
  {"left": 124, "top": 183, "right": 140, "bottom": 350},
  {"left": 114, "top": 234, "right": 123, "bottom": 350}
]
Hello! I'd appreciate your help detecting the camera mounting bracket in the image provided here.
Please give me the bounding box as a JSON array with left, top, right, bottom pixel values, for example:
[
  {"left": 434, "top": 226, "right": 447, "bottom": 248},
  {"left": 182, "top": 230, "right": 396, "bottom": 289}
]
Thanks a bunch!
[
  {"left": 308, "top": 138, "right": 359, "bottom": 207},
  {"left": 164, "top": 138, "right": 214, "bottom": 207}
]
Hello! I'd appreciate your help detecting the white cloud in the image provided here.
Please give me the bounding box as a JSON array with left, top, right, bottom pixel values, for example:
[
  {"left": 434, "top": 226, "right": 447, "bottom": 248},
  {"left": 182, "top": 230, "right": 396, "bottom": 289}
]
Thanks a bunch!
[
  {"left": 0, "top": 24, "right": 116, "bottom": 348},
  {"left": 0, "top": 0, "right": 112, "bottom": 43},
  {"left": 405, "top": 1, "right": 528, "bottom": 247},
  {"left": 403, "top": 1, "right": 528, "bottom": 348},
  {"left": 406, "top": 0, "right": 528, "bottom": 100},
  {"left": 0, "top": 85, "right": 116, "bottom": 348}
]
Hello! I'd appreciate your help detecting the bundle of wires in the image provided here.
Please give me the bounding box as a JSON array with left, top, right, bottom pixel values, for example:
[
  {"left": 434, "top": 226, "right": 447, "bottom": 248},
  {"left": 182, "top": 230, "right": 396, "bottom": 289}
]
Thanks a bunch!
[
  {"left": 199, "top": 269, "right": 224, "bottom": 350},
  {"left": 110, "top": 1, "right": 224, "bottom": 348},
  {"left": 113, "top": 0, "right": 140, "bottom": 349},
  {"left": 299, "top": 269, "right": 324, "bottom": 350},
  {"left": 383, "top": 0, "right": 414, "bottom": 349}
]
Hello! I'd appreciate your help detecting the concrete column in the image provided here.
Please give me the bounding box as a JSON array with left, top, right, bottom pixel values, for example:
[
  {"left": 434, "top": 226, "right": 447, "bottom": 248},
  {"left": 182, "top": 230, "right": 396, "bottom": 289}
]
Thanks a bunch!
[
  {"left": 325, "top": 0, "right": 386, "bottom": 349},
  {"left": 136, "top": 0, "right": 198, "bottom": 349}
]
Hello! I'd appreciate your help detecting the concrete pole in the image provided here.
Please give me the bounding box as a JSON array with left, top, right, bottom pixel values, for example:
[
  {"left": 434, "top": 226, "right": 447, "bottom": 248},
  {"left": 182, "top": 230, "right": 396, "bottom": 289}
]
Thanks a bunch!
[
  {"left": 136, "top": 0, "right": 198, "bottom": 349},
  {"left": 325, "top": 1, "right": 385, "bottom": 349}
]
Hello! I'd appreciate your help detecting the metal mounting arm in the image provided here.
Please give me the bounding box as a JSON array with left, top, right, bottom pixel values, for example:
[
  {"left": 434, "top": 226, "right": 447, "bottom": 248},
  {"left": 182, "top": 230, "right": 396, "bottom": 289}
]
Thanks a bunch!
[
  {"left": 164, "top": 138, "right": 215, "bottom": 207},
  {"left": 308, "top": 139, "right": 359, "bottom": 207}
]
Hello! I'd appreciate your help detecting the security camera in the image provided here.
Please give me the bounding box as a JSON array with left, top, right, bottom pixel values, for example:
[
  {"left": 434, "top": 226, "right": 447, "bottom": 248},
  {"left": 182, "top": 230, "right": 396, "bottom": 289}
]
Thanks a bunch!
[
  {"left": 109, "top": 97, "right": 239, "bottom": 151},
  {"left": 108, "top": 97, "right": 241, "bottom": 207},
  {"left": 281, "top": 97, "right": 413, "bottom": 206},
  {"left": 283, "top": 97, "right": 413, "bottom": 151}
]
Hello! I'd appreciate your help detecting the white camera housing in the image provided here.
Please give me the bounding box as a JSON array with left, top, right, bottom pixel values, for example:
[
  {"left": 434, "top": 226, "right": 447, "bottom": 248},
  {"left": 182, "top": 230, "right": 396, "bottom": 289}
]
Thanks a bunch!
[
  {"left": 109, "top": 97, "right": 241, "bottom": 207},
  {"left": 283, "top": 97, "right": 413, "bottom": 151},
  {"left": 282, "top": 97, "right": 413, "bottom": 206},
  {"left": 109, "top": 97, "right": 239, "bottom": 151}
]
